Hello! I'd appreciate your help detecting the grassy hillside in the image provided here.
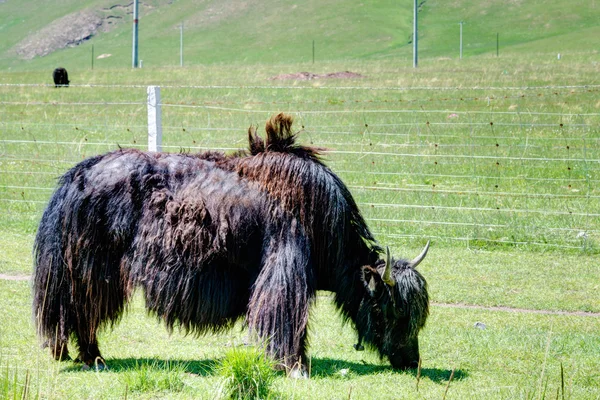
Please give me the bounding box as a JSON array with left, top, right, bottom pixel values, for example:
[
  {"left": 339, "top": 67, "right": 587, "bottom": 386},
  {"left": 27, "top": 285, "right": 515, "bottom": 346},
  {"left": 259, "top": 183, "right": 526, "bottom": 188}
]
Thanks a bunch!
[
  {"left": 0, "top": 0, "right": 599, "bottom": 71},
  {"left": 420, "top": 0, "right": 600, "bottom": 57}
]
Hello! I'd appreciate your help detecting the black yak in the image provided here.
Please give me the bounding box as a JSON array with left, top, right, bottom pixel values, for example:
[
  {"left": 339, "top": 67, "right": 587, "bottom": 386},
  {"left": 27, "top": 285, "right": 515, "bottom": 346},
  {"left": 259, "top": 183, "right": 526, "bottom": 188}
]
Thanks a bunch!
[
  {"left": 52, "top": 67, "right": 69, "bottom": 87},
  {"left": 33, "top": 113, "right": 430, "bottom": 375}
]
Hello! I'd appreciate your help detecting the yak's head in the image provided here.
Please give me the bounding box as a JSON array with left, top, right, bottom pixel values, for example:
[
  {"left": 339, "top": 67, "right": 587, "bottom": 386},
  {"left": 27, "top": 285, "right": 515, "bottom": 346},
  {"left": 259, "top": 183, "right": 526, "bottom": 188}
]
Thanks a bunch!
[{"left": 356, "top": 242, "right": 430, "bottom": 370}]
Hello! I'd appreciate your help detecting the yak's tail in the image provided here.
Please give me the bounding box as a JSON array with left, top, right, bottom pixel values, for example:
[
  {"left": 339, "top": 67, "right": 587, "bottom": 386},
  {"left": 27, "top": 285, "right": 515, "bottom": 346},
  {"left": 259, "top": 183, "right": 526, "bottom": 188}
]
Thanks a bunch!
[{"left": 33, "top": 154, "right": 134, "bottom": 357}]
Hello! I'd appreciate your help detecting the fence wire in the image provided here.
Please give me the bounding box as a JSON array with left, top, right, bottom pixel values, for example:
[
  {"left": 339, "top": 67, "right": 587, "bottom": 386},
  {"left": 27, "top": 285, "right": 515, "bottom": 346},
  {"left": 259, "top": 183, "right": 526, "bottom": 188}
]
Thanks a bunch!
[{"left": 1, "top": 83, "right": 598, "bottom": 252}]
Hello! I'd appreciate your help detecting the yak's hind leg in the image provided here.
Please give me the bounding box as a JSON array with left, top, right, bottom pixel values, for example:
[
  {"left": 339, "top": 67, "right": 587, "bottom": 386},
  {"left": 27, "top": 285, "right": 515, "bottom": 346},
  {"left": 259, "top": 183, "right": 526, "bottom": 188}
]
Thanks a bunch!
[
  {"left": 62, "top": 284, "right": 120, "bottom": 369},
  {"left": 247, "top": 223, "right": 315, "bottom": 376},
  {"left": 69, "top": 248, "right": 131, "bottom": 367}
]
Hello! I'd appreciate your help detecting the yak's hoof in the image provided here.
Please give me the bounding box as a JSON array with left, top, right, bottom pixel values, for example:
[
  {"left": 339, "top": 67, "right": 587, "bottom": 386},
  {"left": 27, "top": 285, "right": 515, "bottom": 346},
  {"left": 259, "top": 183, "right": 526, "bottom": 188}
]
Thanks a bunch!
[
  {"left": 81, "top": 363, "right": 107, "bottom": 372},
  {"left": 80, "top": 358, "right": 107, "bottom": 372},
  {"left": 77, "top": 356, "right": 107, "bottom": 371},
  {"left": 288, "top": 366, "right": 309, "bottom": 379},
  {"left": 353, "top": 343, "right": 365, "bottom": 351}
]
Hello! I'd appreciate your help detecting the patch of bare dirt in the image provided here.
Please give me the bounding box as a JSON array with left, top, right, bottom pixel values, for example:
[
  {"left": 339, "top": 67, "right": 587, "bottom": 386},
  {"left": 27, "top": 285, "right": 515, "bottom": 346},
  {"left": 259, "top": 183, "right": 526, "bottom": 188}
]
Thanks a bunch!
[
  {"left": 13, "top": 10, "right": 104, "bottom": 59},
  {"left": 433, "top": 302, "right": 600, "bottom": 317},
  {"left": 269, "top": 71, "right": 366, "bottom": 81},
  {"left": 10, "top": 2, "right": 160, "bottom": 60},
  {"left": 0, "top": 273, "right": 30, "bottom": 281}
]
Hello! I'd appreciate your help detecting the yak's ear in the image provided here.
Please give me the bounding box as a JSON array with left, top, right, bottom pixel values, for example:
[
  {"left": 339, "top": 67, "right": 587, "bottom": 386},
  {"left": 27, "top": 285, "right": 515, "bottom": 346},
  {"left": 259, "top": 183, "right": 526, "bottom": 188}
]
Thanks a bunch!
[{"left": 361, "top": 266, "right": 380, "bottom": 297}]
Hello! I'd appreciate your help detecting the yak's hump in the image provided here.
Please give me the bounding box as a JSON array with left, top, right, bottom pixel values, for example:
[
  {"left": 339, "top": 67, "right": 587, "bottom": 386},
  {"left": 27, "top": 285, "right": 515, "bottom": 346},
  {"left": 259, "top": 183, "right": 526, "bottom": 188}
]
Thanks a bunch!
[{"left": 248, "top": 113, "right": 323, "bottom": 160}]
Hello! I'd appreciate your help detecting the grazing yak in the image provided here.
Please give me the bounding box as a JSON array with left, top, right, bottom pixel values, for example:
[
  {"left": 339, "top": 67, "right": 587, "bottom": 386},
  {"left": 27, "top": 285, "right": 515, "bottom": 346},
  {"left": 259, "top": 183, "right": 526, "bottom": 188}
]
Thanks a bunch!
[
  {"left": 52, "top": 67, "right": 70, "bottom": 87},
  {"left": 33, "top": 113, "right": 430, "bottom": 375}
]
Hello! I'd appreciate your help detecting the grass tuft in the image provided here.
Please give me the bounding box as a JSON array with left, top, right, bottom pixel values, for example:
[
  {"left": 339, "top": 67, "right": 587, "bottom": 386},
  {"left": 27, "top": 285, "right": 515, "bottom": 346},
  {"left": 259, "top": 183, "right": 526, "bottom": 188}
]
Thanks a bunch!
[
  {"left": 216, "top": 346, "right": 278, "bottom": 400},
  {"left": 119, "top": 359, "right": 187, "bottom": 394},
  {"left": 1, "top": 363, "right": 37, "bottom": 400}
]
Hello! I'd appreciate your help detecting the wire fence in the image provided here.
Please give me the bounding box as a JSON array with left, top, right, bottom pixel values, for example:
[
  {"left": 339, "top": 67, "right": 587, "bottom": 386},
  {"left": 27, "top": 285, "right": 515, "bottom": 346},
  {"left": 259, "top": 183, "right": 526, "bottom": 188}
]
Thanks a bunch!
[{"left": 0, "top": 83, "right": 598, "bottom": 252}]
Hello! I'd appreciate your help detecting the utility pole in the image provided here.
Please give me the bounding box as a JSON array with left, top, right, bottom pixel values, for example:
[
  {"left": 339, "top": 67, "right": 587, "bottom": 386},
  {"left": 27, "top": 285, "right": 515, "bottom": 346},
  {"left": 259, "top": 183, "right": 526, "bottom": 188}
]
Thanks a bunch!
[
  {"left": 180, "top": 22, "right": 184, "bottom": 67},
  {"left": 459, "top": 22, "right": 463, "bottom": 59},
  {"left": 132, "top": 0, "right": 139, "bottom": 68},
  {"left": 413, "top": 0, "right": 418, "bottom": 68}
]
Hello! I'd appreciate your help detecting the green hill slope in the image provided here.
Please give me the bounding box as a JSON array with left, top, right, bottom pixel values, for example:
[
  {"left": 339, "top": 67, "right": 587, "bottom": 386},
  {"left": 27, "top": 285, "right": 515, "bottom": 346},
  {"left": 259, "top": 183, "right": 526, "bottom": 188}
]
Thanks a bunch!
[{"left": 0, "top": 0, "right": 598, "bottom": 71}]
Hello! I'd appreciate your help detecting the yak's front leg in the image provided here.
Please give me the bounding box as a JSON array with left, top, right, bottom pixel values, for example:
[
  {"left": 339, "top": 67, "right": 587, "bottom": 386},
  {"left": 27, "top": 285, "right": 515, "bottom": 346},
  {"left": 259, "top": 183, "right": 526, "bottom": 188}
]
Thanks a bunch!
[
  {"left": 246, "top": 228, "right": 315, "bottom": 377},
  {"left": 73, "top": 314, "right": 106, "bottom": 370}
]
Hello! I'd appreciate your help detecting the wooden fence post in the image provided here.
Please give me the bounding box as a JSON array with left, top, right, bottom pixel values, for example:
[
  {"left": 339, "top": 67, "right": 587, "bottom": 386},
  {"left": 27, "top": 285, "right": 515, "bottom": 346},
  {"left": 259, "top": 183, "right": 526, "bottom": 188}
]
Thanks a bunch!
[{"left": 147, "top": 86, "right": 162, "bottom": 152}]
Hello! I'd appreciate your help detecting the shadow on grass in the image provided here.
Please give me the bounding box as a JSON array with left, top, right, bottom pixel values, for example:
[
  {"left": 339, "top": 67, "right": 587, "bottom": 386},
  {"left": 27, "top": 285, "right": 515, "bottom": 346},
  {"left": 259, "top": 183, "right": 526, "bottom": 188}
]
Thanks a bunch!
[
  {"left": 60, "top": 356, "right": 467, "bottom": 383},
  {"left": 409, "top": 367, "right": 468, "bottom": 383},
  {"left": 61, "top": 358, "right": 218, "bottom": 376},
  {"left": 310, "top": 357, "right": 468, "bottom": 383}
]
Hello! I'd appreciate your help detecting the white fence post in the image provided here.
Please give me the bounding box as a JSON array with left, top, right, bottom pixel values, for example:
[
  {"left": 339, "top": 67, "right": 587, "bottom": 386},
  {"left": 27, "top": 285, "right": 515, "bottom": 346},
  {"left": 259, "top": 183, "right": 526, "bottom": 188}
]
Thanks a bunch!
[{"left": 147, "top": 86, "right": 162, "bottom": 152}]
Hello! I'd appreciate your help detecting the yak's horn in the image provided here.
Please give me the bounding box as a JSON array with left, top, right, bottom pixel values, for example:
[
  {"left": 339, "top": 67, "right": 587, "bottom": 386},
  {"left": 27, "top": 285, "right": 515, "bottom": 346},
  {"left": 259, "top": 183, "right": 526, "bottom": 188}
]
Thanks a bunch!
[
  {"left": 382, "top": 246, "right": 395, "bottom": 286},
  {"left": 409, "top": 241, "right": 430, "bottom": 269}
]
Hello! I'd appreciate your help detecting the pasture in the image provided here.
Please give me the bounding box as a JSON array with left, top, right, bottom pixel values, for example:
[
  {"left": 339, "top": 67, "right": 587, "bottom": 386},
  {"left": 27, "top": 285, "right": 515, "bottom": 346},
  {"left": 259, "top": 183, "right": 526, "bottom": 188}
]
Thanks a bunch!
[{"left": 1, "top": 56, "right": 599, "bottom": 399}]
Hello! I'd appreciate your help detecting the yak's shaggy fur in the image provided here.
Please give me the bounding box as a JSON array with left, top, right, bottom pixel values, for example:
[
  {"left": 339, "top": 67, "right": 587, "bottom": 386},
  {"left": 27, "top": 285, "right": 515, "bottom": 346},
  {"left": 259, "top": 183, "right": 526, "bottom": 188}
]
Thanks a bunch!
[
  {"left": 33, "top": 113, "right": 429, "bottom": 372},
  {"left": 52, "top": 67, "right": 69, "bottom": 87}
]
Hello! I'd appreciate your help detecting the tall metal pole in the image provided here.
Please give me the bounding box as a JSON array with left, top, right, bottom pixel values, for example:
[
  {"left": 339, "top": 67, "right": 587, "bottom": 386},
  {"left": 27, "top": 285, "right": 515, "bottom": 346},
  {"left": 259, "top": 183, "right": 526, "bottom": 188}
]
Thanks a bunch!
[
  {"left": 413, "top": 0, "right": 418, "bottom": 68},
  {"left": 180, "top": 22, "right": 184, "bottom": 67},
  {"left": 132, "top": 0, "right": 139, "bottom": 68},
  {"left": 459, "top": 22, "right": 463, "bottom": 59}
]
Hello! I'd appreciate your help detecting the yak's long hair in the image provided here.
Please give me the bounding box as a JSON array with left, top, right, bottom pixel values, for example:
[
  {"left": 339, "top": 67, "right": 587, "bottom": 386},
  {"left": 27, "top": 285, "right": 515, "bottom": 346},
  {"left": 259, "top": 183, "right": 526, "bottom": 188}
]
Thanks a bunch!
[
  {"left": 33, "top": 113, "right": 423, "bottom": 369},
  {"left": 52, "top": 67, "right": 69, "bottom": 87}
]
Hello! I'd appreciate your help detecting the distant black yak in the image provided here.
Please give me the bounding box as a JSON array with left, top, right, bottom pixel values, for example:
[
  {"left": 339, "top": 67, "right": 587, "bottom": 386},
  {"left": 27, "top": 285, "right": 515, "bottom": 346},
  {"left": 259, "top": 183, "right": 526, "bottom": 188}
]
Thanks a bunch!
[
  {"left": 33, "top": 113, "right": 430, "bottom": 375},
  {"left": 52, "top": 67, "right": 69, "bottom": 87}
]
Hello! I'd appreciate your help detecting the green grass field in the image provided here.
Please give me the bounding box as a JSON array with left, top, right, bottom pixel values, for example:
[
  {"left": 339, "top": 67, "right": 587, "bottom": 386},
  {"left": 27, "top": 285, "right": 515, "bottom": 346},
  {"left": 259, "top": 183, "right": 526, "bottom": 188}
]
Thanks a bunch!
[
  {"left": 2, "top": 57, "right": 599, "bottom": 252},
  {"left": 1, "top": 278, "right": 600, "bottom": 399},
  {"left": 1, "top": 55, "right": 599, "bottom": 399},
  {"left": 1, "top": 0, "right": 600, "bottom": 397}
]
